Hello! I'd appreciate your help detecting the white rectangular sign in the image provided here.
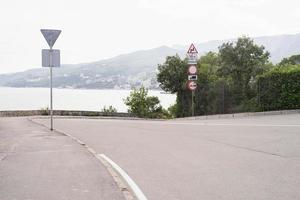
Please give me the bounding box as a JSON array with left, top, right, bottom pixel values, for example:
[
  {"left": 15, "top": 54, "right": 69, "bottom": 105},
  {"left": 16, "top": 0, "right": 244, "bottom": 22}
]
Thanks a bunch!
[
  {"left": 187, "top": 60, "right": 197, "bottom": 65},
  {"left": 188, "top": 75, "right": 198, "bottom": 81},
  {"left": 42, "top": 49, "right": 60, "bottom": 67}
]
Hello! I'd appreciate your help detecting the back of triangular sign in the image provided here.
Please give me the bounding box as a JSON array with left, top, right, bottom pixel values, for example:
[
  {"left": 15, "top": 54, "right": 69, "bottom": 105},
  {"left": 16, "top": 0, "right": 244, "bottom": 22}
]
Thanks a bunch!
[{"left": 41, "top": 29, "right": 62, "bottom": 48}]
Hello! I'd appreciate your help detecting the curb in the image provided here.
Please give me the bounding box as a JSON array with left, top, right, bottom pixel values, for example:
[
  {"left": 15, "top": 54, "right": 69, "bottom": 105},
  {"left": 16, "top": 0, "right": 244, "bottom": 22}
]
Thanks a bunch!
[{"left": 174, "top": 109, "right": 300, "bottom": 121}]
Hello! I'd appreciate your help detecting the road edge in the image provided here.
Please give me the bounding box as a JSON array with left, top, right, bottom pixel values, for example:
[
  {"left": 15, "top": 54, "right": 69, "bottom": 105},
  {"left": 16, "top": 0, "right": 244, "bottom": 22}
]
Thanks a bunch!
[{"left": 98, "top": 154, "right": 148, "bottom": 200}]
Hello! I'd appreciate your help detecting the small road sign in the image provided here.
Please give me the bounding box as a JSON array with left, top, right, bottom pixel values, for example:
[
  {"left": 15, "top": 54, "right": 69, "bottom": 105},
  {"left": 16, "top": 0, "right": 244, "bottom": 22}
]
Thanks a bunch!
[
  {"left": 188, "top": 75, "right": 198, "bottom": 81},
  {"left": 41, "top": 29, "right": 62, "bottom": 48},
  {"left": 187, "top": 60, "right": 197, "bottom": 65},
  {"left": 187, "top": 44, "right": 198, "bottom": 54},
  {"left": 188, "top": 65, "right": 197, "bottom": 74},
  {"left": 187, "top": 81, "right": 197, "bottom": 91},
  {"left": 42, "top": 49, "right": 60, "bottom": 67},
  {"left": 187, "top": 53, "right": 197, "bottom": 60}
]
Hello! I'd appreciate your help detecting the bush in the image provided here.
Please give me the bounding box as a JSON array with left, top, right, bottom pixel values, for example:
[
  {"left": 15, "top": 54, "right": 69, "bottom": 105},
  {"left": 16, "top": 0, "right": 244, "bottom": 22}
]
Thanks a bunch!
[
  {"left": 124, "top": 86, "right": 169, "bottom": 118},
  {"left": 258, "top": 65, "right": 300, "bottom": 111},
  {"left": 40, "top": 107, "right": 49, "bottom": 115},
  {"left": 101, "top": 106, "right": 117, "bottom": 116},
  {"left": 167, "top": 104, "right": 177, "bottom": 118}
]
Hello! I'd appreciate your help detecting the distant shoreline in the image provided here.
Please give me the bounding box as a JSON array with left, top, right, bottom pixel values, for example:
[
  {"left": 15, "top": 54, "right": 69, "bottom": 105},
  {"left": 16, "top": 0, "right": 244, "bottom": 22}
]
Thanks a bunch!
[
  {"left": 0, "top": 87, "right": 176, "bottom": 112},
  {"left": 0, "top": 86, "right": 167, "bottom": 92}
]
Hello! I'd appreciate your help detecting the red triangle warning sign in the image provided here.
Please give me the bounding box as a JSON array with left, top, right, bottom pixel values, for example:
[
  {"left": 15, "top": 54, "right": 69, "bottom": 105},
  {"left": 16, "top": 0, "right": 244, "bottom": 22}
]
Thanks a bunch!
[{"left": 187, "top": 43, "right": 198, "bottom": 54}]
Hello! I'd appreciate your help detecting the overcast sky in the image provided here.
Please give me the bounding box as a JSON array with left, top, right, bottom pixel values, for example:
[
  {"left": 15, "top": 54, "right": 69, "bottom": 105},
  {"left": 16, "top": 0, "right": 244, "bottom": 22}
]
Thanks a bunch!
[{"left": 1, "top": 0, "right": 300, "bottom": 73}]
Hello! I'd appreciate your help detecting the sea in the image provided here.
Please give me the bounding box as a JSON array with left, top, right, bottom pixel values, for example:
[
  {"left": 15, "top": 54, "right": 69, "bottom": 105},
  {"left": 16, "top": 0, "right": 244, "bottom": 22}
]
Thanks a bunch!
[{"left": 0, "top": 87, "right": 176, "bottom": 112}]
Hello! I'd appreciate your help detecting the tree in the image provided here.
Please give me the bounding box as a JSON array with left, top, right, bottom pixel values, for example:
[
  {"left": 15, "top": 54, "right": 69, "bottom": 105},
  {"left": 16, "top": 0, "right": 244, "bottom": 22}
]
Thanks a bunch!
[
  {"left": 157, "top": 55, "right": 187, "bottom": 93},
  {"left": 124, "top": 86, "right": 166, "bottom": 118},
  {"left": 218, "top": 37, "right": 270, "bottom": 105},
  {"left": 157, "top": 52, "right": 223, "bottom": 117},
  {"left": 157, "top": 55, "right": 191, "bottom": 117},
  {"left": 195, "top": 52, "right": 225, "bottom": 115},
  {"left": 278, "top": 55, "right": 300, "bottom": 66}
]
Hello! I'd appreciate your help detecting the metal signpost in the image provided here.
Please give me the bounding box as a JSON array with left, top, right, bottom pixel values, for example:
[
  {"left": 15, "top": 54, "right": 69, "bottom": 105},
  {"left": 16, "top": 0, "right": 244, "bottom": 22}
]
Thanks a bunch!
[
  {"left": 41, "top": 29, "right": 62, "bottom": 131},
  {"left": 187, "top": 44, "right": 198, "bottom": 116}
]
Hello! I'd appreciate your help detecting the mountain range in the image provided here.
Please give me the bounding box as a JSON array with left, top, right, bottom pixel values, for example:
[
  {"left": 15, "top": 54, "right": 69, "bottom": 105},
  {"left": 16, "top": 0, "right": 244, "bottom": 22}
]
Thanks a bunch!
[{"left": 1, "top": 33, "right": 300, "bottom": 89}]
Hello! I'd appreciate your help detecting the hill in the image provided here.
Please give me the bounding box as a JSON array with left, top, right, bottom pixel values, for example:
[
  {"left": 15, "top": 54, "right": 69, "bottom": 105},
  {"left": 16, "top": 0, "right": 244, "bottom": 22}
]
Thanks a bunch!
[{"left": 1, "top": 34, "right": 300, "bottom": 89}]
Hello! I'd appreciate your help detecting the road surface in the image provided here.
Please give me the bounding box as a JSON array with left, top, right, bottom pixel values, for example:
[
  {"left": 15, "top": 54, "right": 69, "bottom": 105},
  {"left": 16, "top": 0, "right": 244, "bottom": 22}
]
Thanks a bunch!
[
  {"left": 0, "top": 117, "right": 125, "bottom": 200},
  {"left": 35, "top": 114, "right": 300, "bottom": 200}
]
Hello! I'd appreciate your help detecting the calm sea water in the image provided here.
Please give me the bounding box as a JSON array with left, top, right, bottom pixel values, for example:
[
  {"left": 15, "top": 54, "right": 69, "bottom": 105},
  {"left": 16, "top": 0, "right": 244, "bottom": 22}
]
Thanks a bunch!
[{"left": 0, "top": 87, "right": 176, "bottom": 112}]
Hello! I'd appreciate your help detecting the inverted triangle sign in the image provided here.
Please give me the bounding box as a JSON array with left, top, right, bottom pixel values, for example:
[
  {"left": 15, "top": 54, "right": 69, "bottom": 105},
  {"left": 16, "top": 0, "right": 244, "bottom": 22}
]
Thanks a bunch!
[
  {"left": 187, "top": 43, "right": 198, "bottom": 54},
  {"left": 41, "top": 29, "right": 61, "bottom": 48}
]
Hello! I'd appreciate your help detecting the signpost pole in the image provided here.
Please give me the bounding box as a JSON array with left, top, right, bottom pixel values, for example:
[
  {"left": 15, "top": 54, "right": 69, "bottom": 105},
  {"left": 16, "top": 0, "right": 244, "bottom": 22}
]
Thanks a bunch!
[
  {"left": 192, "top": 90, "right": 195, "bottom": 116},
  {"left": 41, "top": 29, "right": 61, "bottom": 131},
  {"left": 50, "top": 47, "right": 53, "bottom": 131},
  {"left": 187, "top": 43, "right": 198, "bottom": 117}
]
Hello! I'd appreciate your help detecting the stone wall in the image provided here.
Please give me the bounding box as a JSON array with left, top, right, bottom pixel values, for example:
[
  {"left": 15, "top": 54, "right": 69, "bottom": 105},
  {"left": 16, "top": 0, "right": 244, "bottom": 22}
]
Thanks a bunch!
[{"left": 0, "top": 110, "right": 135, "bottom": 118}]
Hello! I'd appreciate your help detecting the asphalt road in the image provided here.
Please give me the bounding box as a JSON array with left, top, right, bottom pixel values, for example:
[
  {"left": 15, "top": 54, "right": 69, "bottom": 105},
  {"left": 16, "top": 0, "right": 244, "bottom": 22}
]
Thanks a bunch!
[
  {"left": 35, "top": 114, "right": 300, "bottom": 200},
  {"left": 0, "top": 117, "right": 125, "bottom": 200}
]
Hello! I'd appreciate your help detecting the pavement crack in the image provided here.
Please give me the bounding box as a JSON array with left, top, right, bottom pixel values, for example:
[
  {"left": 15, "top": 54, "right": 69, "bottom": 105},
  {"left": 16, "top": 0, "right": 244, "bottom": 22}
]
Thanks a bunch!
[
  {"left": 0, "top": 154, "right": 8, "bottom": 162},
  {"left": 201, "top": 137, "right": 287, "bottom": 158}
]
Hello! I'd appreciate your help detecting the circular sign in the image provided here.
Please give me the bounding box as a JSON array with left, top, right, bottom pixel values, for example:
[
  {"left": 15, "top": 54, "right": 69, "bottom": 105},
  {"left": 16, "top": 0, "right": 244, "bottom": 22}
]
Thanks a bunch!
[
  {"left": 188, "top": 65, "right": 197, "bottom": 74},
  {"left": 187, "top": 81, "right": 197, "bottom": 91}
]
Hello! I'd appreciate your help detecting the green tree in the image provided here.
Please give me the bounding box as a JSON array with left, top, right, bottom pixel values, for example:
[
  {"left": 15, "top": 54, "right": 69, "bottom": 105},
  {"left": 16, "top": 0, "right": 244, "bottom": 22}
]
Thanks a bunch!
[
  {"left": 218, "top": 36, "right": 270, "bottom": 106},
  {"left": 157, "top": 52, "right": 224, "bottom": 117},
  {"left": 278, "top": 55, "right": 300, "bottom": 66},
  {"left": 195, "top": 52, "right": 225, "bottom": 115},
  {"left": 157, "top": 55, "right": 187, "bottom": 93},
  {"left": 157, "top": 55, "right": 191, "bottom": 117},
  {"left": 124, "top": 86, "right": 167, "bottom": 118}
]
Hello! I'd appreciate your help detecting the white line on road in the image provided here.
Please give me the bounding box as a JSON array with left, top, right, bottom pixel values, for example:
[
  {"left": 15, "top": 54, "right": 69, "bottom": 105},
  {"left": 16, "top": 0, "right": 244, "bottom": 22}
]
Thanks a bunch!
[
  {"left": 163, "top": 122, "right": 300, "bottom": 127},
  {"left": 99, "top": 154, "right": 148, "bottom": 200}
]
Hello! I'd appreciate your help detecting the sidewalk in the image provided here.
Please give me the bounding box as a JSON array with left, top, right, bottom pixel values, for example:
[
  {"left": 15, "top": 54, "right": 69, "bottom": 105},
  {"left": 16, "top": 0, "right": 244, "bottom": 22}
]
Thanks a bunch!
[{"left": 0, "top": 117, "right": 125, "bottom": 200}]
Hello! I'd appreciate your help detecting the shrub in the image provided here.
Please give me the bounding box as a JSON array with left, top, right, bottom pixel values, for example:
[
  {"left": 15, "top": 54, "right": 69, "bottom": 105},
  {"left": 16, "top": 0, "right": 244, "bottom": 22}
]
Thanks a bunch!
[
  {"left": 40, "top": 107, "right": 49, "bottom": 115},
  {"left": 101, "top": 106, "right": 117, "bottom": 116},
  {"left": 258, "top": 65, "right": 300, "bottom": 111},
  {"left": 124, "top": 86, "right": 169, "bottom": 118}
]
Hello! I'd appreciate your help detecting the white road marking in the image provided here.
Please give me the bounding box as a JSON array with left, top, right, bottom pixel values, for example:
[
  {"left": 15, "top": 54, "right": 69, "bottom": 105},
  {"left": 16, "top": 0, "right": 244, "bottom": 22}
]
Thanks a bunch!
[
  {"left": 99, "top": 154, "right": 148, "bottom": 200},
  {"left": 163, "top": 122, "right": 300, "bottom": 127}
]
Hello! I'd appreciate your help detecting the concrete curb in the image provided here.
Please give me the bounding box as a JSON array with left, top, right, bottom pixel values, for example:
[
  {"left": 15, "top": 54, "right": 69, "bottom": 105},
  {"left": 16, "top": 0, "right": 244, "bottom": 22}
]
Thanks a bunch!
[{"left": 174, "top": 109, "right": 300, "bottom": 121}]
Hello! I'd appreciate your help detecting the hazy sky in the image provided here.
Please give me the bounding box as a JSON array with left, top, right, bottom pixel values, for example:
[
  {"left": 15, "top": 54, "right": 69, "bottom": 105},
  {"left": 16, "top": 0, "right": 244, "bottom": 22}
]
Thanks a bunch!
[{"left": 1, "top": 0, "right": 300, "bottom": 73}]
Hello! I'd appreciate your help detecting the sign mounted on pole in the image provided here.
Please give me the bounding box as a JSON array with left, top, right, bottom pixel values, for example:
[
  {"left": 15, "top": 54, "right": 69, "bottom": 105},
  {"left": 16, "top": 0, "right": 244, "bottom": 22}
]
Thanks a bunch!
[
  {"left": 188, "top": 65, "right": 197, "bottom": 74},
  {"left": 187, "top": 81, "right": 197, "bottom": 91},
  {"left": 187, "top": 43, "right": 198, "bottom": 54},
  {"left": 42, "top": 49, "right": 60, "bottom": 67},
  {"left": 41, "top": 29, "right": 62, "bottom": 48},
  {"left": 188, "top": 75, "right": 198, "bottom": 81}
]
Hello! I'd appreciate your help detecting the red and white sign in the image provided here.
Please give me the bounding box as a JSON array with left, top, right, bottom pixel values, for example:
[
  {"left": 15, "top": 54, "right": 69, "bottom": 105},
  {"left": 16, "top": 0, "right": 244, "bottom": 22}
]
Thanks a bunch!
[
  {"left": 188, "top": 65, "right": 197, "bottom": 74},
  {"left": 187, "top": 44, "right": 198, "bottom": 54},
  {"left": 187, "top": 81, "right": 197, "bottom": 91}
]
